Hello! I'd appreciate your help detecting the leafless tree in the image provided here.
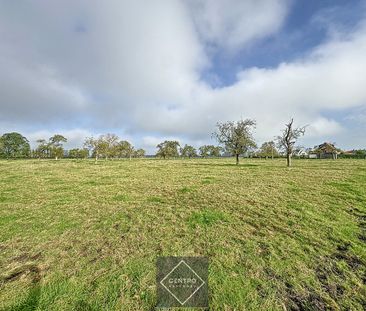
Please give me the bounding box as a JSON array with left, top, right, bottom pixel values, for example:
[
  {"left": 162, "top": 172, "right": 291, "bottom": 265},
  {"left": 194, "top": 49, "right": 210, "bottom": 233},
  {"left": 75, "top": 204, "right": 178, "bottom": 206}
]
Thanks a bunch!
[{"left": 276, "top": 118, "right": 306, "bottom": 167}]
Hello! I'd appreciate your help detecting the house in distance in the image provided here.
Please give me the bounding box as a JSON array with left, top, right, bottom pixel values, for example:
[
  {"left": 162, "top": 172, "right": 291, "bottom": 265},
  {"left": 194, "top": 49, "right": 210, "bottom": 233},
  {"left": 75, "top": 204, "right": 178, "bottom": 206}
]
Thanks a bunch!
[{"left": 312, "top": 142, "right": 340, "bottom": 159}]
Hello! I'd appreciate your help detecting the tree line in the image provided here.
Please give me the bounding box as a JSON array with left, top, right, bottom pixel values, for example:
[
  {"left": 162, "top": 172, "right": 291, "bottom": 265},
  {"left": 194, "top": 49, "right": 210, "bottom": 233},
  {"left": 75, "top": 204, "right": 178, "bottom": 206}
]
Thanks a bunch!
[
  {"left": 1, "top": 118, "right": 364, "bottom": 166},
  {"left": 0, "top": 132, "right": 223, "bottom": 161},
  {"left": 0, "top": 133, "right": 145, "bottom": 161}
]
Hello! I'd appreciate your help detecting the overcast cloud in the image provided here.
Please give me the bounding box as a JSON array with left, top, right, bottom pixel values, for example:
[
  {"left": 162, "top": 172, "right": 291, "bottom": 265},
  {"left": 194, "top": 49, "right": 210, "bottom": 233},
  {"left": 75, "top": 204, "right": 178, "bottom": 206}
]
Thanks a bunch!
[{"left": 0, "top": 0, "right": 365, "bottom": 152}]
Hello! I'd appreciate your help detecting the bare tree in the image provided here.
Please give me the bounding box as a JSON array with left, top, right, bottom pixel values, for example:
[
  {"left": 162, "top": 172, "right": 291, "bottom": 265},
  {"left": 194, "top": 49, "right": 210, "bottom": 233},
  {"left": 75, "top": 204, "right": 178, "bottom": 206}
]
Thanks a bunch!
[
  {"left": 213, "top": 119, "right": 256, "bottom": 165},
  {"left": 276, "top": 119, "right": 306, "bottom": 167}
]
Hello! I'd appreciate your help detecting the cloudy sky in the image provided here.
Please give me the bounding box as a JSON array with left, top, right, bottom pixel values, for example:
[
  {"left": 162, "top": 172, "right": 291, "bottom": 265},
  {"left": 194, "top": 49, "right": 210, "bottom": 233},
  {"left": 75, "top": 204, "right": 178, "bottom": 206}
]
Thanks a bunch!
[{"left": 1, "top": 0, "right": 366, "bottom": 153}]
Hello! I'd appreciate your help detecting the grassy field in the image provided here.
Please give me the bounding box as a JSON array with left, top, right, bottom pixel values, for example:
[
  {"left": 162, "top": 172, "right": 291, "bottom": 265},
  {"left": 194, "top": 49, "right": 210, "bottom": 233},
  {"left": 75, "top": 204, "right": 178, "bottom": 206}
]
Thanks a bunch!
[{"left": 0, "top": 158, "right": 365, "bottom": 310}]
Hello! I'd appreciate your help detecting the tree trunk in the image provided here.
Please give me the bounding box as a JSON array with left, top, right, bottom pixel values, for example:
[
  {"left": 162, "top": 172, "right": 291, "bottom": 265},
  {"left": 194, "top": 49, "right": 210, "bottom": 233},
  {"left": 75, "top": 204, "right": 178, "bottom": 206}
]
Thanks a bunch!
[
  {"left": 286, "top": 153, "right": 291, "bottom": 167},
  {"left": 236, "top": 154, "right": 239, "bottom": 165}
]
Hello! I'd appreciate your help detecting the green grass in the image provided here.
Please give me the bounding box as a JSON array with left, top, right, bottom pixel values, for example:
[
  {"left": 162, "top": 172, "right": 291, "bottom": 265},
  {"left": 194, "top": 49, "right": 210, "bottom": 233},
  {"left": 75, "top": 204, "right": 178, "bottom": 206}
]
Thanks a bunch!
[{"left": 0, "top": 158, "right": 365, "bottom": 310}]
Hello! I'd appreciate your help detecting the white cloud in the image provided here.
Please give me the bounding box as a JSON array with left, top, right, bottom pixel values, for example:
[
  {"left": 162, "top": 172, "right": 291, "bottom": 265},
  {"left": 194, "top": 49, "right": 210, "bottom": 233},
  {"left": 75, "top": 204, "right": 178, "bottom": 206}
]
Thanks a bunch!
[
  {"left": 0, "top": 0, "right": 207, "bottom": 127},
  {"left": 0, "top": 1, "right": 366, "bottom": 151},
  {"left": 27, "top": 129, "right": 93, "bottom": 149},
  {"left": 185, "top": 0, "right": 290, "bottom": 51},
  {"left": 134, "top": 18, "right": 366, "bottom": 146},
  {"left": 306, "top": 118, "right": 343, "bottom": 137}
]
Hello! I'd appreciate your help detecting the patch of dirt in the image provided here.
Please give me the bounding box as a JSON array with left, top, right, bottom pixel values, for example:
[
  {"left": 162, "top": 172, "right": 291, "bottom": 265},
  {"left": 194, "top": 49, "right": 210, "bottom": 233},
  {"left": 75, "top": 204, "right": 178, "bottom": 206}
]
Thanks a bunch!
[
  {"left": 12, "top": 253, "right": 29, "bottom": 262},
  {"left": 358, "top": 232, "right": 366, "bottom": 242},
  {"left": 273, "top": 239, "right": 366, "bottom": 310},
  {"left": 328, "top": 240, "right": 365, "bottom": 272},
  {"left": 0, "top": 263, "right": 41, "bottom": 285},
  {"left": 30, "top": 252, "right": 43, "bottom": 261},
  {"left": 261, "top": 268, "right": 334, "bottom": 310},
  {"left": 10, "top": 251, "right": 42, "bottom": 263},
  {"left": 2, "top": 269, "right": 24, "bottom": 283},
  {"left": 313, "top": 240, "right": 366, "bottom": 307},
  {"left": 335, "top": 241, "right": 351, "bottom": 252},
  {"left": 284, "top": 282, "right": 331, "bottom": 311},
  {"left": 315, "top": 260, "right": 345, "bottom": 301},
  {"left": 332, "top": 251, "right": 364, "bottom": 270}
]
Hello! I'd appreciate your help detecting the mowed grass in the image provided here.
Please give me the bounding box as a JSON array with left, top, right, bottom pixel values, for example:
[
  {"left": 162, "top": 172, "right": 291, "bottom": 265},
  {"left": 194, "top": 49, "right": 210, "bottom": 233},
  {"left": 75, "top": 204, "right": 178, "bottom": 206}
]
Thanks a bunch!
[{"left": 0, "top": 158, "right": 365, "bottom": 310}]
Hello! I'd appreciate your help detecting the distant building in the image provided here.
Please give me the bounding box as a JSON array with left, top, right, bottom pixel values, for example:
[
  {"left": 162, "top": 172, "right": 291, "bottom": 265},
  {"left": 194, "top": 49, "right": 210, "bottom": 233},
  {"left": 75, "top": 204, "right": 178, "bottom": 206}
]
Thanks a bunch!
[
  {"left": 293, "top": 147, "right": 308, "bottom": 158},
  {"left": 312, "top": 142, "right": 340, "bottom": 159},
  {"left": 308, "top": 153, "right": 318, "bottom": 159}
]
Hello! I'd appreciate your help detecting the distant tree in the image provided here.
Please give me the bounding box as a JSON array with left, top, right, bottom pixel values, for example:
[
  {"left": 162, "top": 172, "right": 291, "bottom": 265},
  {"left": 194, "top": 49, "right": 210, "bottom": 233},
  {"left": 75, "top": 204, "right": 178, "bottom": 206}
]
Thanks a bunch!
[
  {"left": 68, "top": 149, "right": 77, "bottom": 159},
  {"left": 355, "top": 149, "right": 366, "bottom": 158},
  {"left": 180, "top": 144, "right": 197, "bottom": 158},
  {"left": 199, "top": 145, "right": 210, "bottom": 158},
  {"left": 79, "top": 148, "right": 89, "bottom": 159},
  {"left": 49, "top": 134, "right": 67, "bottom": 160},
  {"left": 258, "top": 141, "right": 278, "bottom": 159},
  {"left": 84, "top": 137, "right": 100, "bottom": 161},
  {"left": 100, "top": 133, "right": 119, "bottom": 159},
  {"left": 71, "top": 149, "right": 77, "bottom": 159},
  {"left": 276, "top": 119, "right": 306, "bottom": 167},
  {"left": 94, "top": 136, "right": 109, "bottom": 159},
  {"left": 213, "top": 119, "right": 257, "bottom": 165},
  {"left": 69, "top": 148, "right": 88, "bottom": 159},
  {"left": 84, "top": 134, "right": 119, "bottom": 161},
  {"left": 209, "top": 145, "right": 222, "bottom": 157},
  {"left": 116, "top": 140, "right": 134, "bottom": 159},
  {"left": 35, "top": 139, "right": 49, "bottom": 159},
  {"left": 0, "top": 132, "right": 30, "bottom": 159},
  {"left": 199, "top": 145, "right": 222, "bottom": 157},
  {"left": 134, "top": 148, "right": 146, "bottom": 158},
  {"left": 156, "top": 140, "right": 180, "bottom": 159}
]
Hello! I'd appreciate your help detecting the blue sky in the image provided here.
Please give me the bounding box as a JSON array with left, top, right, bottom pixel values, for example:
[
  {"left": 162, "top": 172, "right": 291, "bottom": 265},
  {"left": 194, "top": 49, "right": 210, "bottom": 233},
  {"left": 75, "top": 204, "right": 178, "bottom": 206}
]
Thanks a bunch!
[
  {"left": 205, "top": 0, "right": 365, "bottom": 87},
  {"left": 0, "top": 0, "right": 365, "bottom": 153}
]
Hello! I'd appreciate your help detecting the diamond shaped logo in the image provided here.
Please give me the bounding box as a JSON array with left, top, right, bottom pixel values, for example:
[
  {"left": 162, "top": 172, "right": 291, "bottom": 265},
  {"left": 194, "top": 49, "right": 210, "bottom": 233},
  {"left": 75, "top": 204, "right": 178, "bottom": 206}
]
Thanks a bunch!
[
  {"left": 160, "top": 260, "right": 205, "bottom": 305},
  {"left": 157, "top": 257, "right": 208, "bottom": 308}
]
